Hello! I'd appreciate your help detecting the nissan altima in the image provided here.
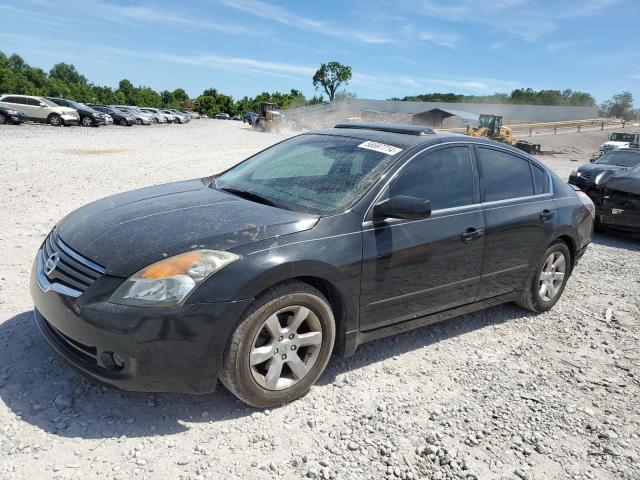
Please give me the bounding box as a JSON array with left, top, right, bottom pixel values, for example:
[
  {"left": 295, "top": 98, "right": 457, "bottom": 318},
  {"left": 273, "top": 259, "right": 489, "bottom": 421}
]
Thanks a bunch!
[{"left": 30, "top": 123, "right": 594, "bottom": 407}]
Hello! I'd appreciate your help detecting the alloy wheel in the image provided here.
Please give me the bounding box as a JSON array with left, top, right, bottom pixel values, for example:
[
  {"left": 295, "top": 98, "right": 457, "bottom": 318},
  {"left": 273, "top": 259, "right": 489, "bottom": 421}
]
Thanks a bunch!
[
  {"left": 82, "top": 116, "right": 93, "bottom": 127},
  {"left": 538, "top": 251, "right": 566, "bottom": 302},
  {"left": 249, "top": 305, "right": 323, "bottom": 391}
]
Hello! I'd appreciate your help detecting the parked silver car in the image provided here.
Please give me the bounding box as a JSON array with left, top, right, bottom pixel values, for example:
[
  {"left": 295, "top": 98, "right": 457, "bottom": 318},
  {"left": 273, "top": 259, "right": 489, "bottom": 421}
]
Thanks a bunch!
[
  {"left": 110, "top": 105, "right": 153, "bottom": 125},
  {"left": 161, "top": 109, "right": 188, "bottom": 124},
  {"left": 140, "top": 107, "right": 172, "bottom": 123}
]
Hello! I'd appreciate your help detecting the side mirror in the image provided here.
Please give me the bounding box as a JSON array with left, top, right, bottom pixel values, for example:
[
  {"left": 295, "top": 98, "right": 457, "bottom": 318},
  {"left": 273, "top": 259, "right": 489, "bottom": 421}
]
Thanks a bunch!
[{"left": 373, "top": 195, "right": 431, "bottom": 221}]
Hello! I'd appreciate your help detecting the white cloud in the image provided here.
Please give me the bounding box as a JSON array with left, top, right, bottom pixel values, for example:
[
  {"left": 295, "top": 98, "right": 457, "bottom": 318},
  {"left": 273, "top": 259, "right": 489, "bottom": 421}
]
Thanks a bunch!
[
  {"left": 23, "top": 0, "right": 254, "bottom": 35},
  {"left": 413, "top": 0, "right": 622, "bottom": 41},
  {"left": 219, "top": 0, "right": 393, "bottom": 44},
  {"left": 545, "top": 40, "right": 590, "bottom": 53}
]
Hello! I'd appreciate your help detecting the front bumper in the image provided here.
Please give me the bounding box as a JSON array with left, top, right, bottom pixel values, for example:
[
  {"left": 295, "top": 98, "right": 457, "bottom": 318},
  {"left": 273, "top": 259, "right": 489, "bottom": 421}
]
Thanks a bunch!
[
  {"left": 6, "top": 113, "right": 26, "bottom": 124},
  {"left": 30, "top": 250, "right": 252, "bottom": 394},
  {"left": 588, "top": 189, "right": 640, "bottom": 232},
  {"left": 61, "top": 114, "right": 79, "bottom": 125}
]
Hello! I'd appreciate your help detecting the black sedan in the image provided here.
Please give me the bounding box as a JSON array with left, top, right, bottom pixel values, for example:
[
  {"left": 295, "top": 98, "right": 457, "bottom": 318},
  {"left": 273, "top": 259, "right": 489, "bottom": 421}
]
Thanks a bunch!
[
  {"left": 569, "top": 149, "right": 640, "bottom": 190},
  {"left": 585, "top": 164, "right": 640, "bottom": 232},
  {"left": 30, "top": 123, "right": 594, "bottom": 407},
  {"left": 87, "top": 104, "right": 135, "bottom": 126},
  {"left": 0, "top": 105, "right": 27, "bottom": 125},
  {"left": 46, "top": 97, "right": 109, "bottom": 127}
]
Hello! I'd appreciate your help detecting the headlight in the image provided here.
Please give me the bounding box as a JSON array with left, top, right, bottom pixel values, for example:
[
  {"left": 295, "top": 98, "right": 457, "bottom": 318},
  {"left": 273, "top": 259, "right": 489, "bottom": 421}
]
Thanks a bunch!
[
  {"left": 109, "top": 250, "right": 239, "bottom": 307},
  {"left": 7, "top": 109, "right": 18, "bottom": 115}
]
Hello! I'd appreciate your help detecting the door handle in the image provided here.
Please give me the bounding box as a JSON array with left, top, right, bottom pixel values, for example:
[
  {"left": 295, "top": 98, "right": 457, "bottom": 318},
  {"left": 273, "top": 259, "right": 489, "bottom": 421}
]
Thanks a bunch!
[
  {"left": 461, "top": 227, "right": 484, "bottom": 242},
  {"left": 540, "top": 209, "right": 555, "bottom": 221}
]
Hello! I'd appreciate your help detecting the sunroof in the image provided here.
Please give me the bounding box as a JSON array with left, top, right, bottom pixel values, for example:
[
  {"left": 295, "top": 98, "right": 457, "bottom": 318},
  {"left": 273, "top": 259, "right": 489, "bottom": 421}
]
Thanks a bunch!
[{"left": 334, "top": 122, "right": 436, "bottom": 136}]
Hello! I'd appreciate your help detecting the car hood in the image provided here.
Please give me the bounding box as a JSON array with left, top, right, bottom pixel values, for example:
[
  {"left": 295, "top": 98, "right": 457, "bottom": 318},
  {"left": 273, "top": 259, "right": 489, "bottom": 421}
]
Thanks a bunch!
[
  {"left": 56, "top": 179, "right": 319, "bottom": 277},
  {"left": 601, "top": 141, "right": 629, "bottom": 148},
  {"left": 600, "top": 170, "right": 640, "bottom": 195},
  {"left": 578, "top": 162, "right": 630, "bottom": 177}
]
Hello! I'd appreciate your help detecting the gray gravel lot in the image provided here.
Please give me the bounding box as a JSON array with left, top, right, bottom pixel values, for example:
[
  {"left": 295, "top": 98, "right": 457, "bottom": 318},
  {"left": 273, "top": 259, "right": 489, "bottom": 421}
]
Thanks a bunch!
[{"left": 0, "top": 121, "right": 639, "bottom": 480}]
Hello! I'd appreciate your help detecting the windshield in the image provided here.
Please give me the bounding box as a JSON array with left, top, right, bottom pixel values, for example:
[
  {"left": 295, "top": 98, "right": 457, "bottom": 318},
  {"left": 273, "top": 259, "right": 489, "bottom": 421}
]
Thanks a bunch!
[
  {"left": 609, "top": 133, "right": 635, "bottom": 142},
  {"left": 215, "top": 134, "right": 401, "bottom": 214},
  {"left": 595, "top": 151, "right": 640, "bottom": 167},
  {"left": 41, "top": 98, "right": 60, "bottom": 107}
]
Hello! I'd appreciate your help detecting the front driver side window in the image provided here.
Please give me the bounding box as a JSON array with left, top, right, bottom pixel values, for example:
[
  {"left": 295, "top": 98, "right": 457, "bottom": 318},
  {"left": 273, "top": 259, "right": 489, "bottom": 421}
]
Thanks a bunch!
[{"left": 388, "top": 146, "right": 474, "bottom": 210}]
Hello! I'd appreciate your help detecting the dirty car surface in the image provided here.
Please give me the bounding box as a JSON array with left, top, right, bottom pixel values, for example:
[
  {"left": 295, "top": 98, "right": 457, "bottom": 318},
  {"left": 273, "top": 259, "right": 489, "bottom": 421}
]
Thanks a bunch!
[{"left": 29, "top": 123, "right": 594, "bottom": 404}]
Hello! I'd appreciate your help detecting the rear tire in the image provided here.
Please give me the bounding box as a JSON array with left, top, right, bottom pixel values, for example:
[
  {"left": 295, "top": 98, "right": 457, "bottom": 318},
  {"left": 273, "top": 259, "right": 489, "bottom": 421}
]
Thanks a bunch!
[
  {"left": 515, "top": 241, "right": 571, "bottom": 313},
  {"left": 220, "top": 281, "right": 335, "bottom": 408},
  {"left": 48, "top": 114, "right": 62, "bottom": 126}
]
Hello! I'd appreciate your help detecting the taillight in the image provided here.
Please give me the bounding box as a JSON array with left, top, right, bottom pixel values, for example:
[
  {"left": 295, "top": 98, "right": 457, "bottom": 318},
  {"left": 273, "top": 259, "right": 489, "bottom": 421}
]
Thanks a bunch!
[{"left": 576, "top": 191, "right": 595, "bottom": 218}]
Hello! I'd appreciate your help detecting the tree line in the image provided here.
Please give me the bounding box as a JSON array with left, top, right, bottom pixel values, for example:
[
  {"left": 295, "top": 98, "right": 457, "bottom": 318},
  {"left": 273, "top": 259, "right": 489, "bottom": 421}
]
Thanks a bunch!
[
  {"left": 1, "top": 50, "right": 637, "bottom": 119},
  {"left": 390, "top": 89, "right": 639, "bottom": 120},
  {"left": 0, "top": 51, "right": 323, "bottom": 116}
]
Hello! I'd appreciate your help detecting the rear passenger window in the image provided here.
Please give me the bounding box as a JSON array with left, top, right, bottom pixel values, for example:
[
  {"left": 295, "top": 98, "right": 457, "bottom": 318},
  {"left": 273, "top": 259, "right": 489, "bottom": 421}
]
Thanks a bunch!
[
  {"left": 476, "top": 148, "right": 534, "bottom": 202},
  {"left": 3, "top": 96, "right": 22, "bottom": 104},
  {"left": 531, "top": 163, "right": 549, "bottom": 194},
  {"left": 389, "top": 146, "right": 474, "bottom": 210}
]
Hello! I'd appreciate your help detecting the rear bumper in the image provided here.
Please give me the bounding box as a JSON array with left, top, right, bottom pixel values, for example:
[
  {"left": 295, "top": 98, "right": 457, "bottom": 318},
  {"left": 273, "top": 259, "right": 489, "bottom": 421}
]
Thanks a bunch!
[{"left": 30, "top": 254, "right": 253, "bottom": 394}]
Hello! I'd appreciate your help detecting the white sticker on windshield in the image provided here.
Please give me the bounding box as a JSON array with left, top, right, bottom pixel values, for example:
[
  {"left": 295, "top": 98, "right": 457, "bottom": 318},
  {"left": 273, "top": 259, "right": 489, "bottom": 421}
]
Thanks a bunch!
[{"left": 357, "top": 141, "right": 403, "bottom": 156}]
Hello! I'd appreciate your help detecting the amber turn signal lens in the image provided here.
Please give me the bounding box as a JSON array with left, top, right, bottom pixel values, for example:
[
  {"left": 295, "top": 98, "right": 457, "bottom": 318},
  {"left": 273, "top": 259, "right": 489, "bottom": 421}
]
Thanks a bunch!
[{"left": 141, "top": 251, "right": 203, "bottom": 279}]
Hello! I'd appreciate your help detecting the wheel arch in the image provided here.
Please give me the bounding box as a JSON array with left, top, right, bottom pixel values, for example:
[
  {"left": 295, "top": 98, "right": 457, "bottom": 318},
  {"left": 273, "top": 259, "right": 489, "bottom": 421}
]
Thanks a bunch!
[{"left": 223, "top": 260, "right": 359, "bottom": 357}]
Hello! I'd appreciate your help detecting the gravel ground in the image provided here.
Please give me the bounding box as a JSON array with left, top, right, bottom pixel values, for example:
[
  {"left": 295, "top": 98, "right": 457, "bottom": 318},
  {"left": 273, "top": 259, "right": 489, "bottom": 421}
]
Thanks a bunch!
[{"left": 0, "top": 121, "right": 639, "bottom": 480}]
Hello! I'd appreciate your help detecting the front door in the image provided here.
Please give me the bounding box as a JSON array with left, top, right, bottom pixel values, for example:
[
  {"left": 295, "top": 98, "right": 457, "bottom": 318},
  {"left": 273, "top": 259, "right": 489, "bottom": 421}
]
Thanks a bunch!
[{"left": 360, "top": 145, "right": 485, "bottom": 331}]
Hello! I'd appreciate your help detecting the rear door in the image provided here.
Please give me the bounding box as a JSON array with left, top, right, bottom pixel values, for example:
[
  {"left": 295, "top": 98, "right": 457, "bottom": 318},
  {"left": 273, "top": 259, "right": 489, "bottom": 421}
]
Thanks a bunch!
[
  {"left": 475, "top": 146, "right": 555, "bottom": 298},
  {"left": 359, "top": 144, "right": 485, "bottom": 330}
]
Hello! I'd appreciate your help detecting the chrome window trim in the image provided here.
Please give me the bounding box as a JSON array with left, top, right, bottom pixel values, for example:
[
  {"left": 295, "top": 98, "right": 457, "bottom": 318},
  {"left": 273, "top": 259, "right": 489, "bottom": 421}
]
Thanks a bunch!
[
  {"left": 362, "top": 140, "right": 554, "bottom": 223},
  {"left": 481, "top": 193, "right": 553, "bottom": 210}
]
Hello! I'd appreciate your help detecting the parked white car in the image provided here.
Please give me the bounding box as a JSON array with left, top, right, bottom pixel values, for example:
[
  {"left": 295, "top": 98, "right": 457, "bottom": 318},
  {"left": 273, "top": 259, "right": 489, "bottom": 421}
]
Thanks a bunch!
[
  {"left": 0, "top": 94, "right": 79, "bottom": 126},
  {"left": 140, "top": 107, "right": 172, "bottom": 123},
  {"left": 600, "top": 132, "right": 640, "bottom": 153}
]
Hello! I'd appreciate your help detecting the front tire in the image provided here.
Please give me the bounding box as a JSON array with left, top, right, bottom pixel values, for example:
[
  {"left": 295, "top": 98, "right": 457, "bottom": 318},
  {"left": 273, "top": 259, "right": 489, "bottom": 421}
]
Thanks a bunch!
[
  {"left": 119, "top": 118, "right": 127, "bottom": 126},
  {"left": 48, "top": 114, "right": 62, "bottom": 126},
  {"left": 136, "top": 118, "right": 143, "bottom": 125},
  {"left": 0, "top": 113, "right": 6, "bottom": 125},
  {"left": 220, "top": 281, "right": 335, "bottom": 408},
  {"left": 515, "top": 241, "right": 571, "bottom": 312},
  {"left": 81, "top": 116, "right": 95, "bottom": 127}
]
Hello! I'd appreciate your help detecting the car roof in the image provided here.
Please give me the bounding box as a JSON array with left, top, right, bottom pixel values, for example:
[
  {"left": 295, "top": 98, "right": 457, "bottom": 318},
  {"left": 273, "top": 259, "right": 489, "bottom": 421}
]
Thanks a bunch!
[
  {"left": 1, "top": 94, "right": 39, "bottom": 99},
  {"left": 314, "top": 122, "right": 470, "bottom": 149}
]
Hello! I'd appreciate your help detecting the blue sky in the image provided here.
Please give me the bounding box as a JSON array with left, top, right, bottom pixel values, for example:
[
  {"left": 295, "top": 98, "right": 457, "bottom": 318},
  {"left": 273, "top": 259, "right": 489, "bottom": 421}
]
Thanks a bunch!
[{"left": 1, "top": 0, "right": 639, "bottom": 103}]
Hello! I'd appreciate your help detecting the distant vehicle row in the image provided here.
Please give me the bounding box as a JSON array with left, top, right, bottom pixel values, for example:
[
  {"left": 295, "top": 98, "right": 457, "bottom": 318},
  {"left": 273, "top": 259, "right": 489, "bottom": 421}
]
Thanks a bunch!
[{"left": 0, "top": 94, "right": 202, "bottom": 127}]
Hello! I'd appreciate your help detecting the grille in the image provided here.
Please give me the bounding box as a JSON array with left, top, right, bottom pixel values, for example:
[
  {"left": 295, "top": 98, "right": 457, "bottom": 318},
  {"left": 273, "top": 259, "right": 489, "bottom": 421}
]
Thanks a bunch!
[{"left": 42, "top": 230, "right": 105, "bottom": 294}]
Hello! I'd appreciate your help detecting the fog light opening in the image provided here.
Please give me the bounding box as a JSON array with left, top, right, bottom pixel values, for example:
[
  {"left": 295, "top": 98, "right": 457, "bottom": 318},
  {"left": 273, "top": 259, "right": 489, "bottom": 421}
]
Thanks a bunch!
[{"left": 102, "top": 351, "right": 126, "bottom": 371}]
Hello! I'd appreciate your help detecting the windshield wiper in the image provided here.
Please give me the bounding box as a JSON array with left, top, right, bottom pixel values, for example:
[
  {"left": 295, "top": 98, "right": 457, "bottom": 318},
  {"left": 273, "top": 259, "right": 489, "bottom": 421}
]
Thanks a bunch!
[{"left": 219, "top": 187, "right": 280, "bottom": 208}]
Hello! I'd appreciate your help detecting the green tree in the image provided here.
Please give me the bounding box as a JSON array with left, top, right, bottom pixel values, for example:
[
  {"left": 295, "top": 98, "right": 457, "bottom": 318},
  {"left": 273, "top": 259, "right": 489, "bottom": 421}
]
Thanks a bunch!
[
  {"left": 600, "top": 91, "right": 634, "bottom": 119},
  {"left": 117, "top": 79, "right": 136, "bottom": 105},
  {"left": 49, "top": 63, "right": 87, "bottom": 85},
  {"left": 312, "top": 61, "right": 352, "bottom": 102}
]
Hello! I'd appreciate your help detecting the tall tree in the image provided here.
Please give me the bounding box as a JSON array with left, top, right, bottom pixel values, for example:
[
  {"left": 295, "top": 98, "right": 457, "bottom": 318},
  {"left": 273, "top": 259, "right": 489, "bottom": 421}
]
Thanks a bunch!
[{"left": 312, "top": 61, "right": 352, "bottom": 102}]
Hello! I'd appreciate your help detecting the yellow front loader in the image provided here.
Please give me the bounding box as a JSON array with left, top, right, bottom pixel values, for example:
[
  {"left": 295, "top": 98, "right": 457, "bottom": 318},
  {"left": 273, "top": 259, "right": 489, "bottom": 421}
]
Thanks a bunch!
[{"left": 467, "top": 114, "right": 541, "bottom": 154}]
